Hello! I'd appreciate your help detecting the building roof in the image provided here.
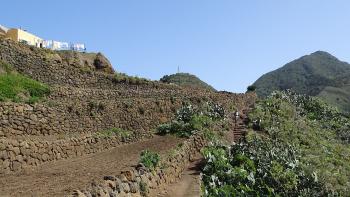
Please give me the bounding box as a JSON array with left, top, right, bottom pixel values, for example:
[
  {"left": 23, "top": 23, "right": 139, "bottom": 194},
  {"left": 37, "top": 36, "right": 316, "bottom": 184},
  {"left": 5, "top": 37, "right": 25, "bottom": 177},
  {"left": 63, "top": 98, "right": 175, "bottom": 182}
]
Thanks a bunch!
[{"left": 0, "top": 25, "right": 9, "bottom": 34}]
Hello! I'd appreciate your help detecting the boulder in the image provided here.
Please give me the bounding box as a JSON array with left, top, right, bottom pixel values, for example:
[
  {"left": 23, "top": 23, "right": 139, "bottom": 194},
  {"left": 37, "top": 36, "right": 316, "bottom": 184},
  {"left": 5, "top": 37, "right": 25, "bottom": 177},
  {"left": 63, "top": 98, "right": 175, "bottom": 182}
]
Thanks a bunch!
[{"left": 93, "top": 53, "right": 114, "bottom": 74}]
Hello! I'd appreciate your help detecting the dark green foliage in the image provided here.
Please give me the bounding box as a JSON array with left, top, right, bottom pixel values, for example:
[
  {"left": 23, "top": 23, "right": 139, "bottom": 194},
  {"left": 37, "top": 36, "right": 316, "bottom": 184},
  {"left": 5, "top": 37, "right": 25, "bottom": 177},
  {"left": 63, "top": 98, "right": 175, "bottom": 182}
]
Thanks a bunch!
[
  {"left": 139, "top": 150, "right": 160, "bottom": 170},
  {"left": 0, "top": 62, "right": 50, "bottom": 103},
  {"left": 157, "top": 102, "right": 224, "bottom": 138},
  {"left": 139, "top": 181, "right": 148, "bottom": 196},
  {"left": 246, "top": 85, "right": 256, "bottom": 92},
  {"left": 202, "top": 90, "right": 350, "bottom": 196},
  {"left": 201, "top": 137, "right": 327, "bottom": 196},
  {"left": 112, "top": 72, "right": 150, "bottom": 85},
  {"left": 160, "top": 73, "right": 216, "bottom": 91},
  {"left": 253, "top": 51, "right": 350, "bottom": 112},
  {"left": 247, "top": 91, "right": 350, "bottom": 194}
]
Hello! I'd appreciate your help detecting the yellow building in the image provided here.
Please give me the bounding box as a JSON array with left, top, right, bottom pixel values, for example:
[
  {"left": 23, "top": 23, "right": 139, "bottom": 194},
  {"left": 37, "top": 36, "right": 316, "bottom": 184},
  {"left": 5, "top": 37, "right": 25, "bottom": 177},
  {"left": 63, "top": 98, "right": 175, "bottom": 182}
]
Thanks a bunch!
[{"left": 6, "top": 28, "right": 43, "bottom": 47}]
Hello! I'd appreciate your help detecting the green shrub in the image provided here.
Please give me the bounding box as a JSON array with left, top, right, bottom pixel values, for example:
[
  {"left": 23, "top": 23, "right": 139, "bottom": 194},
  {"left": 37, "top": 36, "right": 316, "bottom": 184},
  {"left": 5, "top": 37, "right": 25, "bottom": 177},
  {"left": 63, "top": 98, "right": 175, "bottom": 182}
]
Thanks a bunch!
[
  {"left": 139, "top": 181, "right": 148, "bottom": 196},
  {"left": 201, "top": 136, "right": 328, "bottom": 196},
  {"left": 157, "top": 103, "right": 224, "bottom": 138},
  {"left": 112, "top": 73, "right": 149, "bottom": 85},
  {"left": 139, "top": 150, "right": 160, "bottom": 170},
  {"left": 246, "top": 90, "right": 350, "bottom": 194},
  {"left": 247, "top": 85, "right": 256, "bottom": 92}
]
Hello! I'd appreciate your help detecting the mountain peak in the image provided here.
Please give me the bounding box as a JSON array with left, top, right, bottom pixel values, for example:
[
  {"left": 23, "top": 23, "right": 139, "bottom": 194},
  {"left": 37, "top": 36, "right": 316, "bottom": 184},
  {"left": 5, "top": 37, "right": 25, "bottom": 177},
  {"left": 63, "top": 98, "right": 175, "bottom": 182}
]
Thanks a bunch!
[
  {"left": 307, "top": 51, "right": 338, "bottom": 61},
  {"left": 253, "top": 51, "right": 350, "bottom": 111}
]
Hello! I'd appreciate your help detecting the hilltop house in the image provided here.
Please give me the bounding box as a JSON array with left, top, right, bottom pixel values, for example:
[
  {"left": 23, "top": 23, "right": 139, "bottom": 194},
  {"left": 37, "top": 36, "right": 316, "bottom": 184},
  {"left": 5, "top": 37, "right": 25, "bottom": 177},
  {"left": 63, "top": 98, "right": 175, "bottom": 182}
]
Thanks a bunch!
[
  {"left": 6, "top": 28, "right": 44, "bottom": 47},
  {"left": 0, "top": 24, "right": 85, "bottom": 51}
]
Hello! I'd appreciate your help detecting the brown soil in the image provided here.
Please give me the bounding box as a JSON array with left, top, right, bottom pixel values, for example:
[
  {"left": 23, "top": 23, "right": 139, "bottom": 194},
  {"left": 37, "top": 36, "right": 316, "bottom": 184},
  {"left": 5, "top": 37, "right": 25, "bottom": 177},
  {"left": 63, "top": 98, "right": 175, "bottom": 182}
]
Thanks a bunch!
[
  {"left": 0, "top": 135, "right": 183, "bottom": 197},
  {"left": 150, "top": 158, "right": 203, "bottom": 197}
]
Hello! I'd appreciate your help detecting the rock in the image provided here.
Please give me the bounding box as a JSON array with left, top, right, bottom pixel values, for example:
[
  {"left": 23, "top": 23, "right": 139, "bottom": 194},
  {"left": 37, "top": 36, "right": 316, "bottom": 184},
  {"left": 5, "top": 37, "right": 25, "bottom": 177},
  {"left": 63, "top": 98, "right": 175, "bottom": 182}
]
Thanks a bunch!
[
  {"left": 72, "top": 190, "right": 87, "bottom": 197},
  {"left": 41, "top": 153, "right": 49, "bottom": 161},
  {"left": 121, "top": 183, "right": 130, "bottom": 193},
  {"left": 118, "top": 174, "right": 128, "bottom": 183},
  {"left": 121, "top": 170, "right": 135, "bottom": 181},
  {"left": 14, "top": 106, "right": 24, "bottom": 113},
  {"left": 93, "top": 53, "right": 114, "bottom": 74},
  {"left": 12, "top": 161, "right": 21, "bottom": 171},
  {"left": 12, "top": 147, "right": 20, "bottom": 155},
  {"left": 30, "top": 114, "right": 38, "bottom": 122},
  {"left": 129, "top": 182, "right": 139, "bottom": 193},
  {"left": 104, "top": 180, "right": 116, "bottom": 190},
  {"left": 2, "top": 159, "right": 10, "bottom": 169},
  {"left": 15, "top": 155, "right": 23, "bottom": 163},
  {"left": 103, "top": 175, "right": 116, "bottom": 181}
]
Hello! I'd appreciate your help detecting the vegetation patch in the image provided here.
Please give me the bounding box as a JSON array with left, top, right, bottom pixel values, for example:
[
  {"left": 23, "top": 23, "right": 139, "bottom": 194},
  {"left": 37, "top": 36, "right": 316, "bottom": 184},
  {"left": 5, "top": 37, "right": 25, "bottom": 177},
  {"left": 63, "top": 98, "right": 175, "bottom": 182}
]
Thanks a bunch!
[
  {"left": 157, "top": 102, "right": 225, "bottom": 138},
  {"left": 112, "top": 72, "right": 150, "bottom": 85},
  {"left": 0, "top": 61, "right": 50, "bottom": 103},
  {"left": 160, "top": 73, "right": 216, "bottom": 91},
  {"left": 201, "top": 90, "right": 350, "bottom": 196},
  {"left": 139, "top": 150, "right": 160, "bottom": 170},
  {"left": 94, "top": 127, "right": 132, "bottom": 141}
]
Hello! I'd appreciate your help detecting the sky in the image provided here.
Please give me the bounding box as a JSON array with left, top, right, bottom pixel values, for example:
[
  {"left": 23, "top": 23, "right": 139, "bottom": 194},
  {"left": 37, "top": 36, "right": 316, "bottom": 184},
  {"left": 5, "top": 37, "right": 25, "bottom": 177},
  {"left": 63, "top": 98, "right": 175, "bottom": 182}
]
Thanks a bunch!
[{"left": 2, "top": 0, "right": 350, "bottom": 92}]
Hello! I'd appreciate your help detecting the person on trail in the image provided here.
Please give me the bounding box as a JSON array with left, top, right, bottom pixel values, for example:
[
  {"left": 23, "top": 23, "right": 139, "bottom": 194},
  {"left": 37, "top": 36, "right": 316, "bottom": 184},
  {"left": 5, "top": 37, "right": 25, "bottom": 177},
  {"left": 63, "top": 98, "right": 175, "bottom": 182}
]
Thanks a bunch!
[{"left": 234, "top": 110, "right": 239, "bottom": 125}]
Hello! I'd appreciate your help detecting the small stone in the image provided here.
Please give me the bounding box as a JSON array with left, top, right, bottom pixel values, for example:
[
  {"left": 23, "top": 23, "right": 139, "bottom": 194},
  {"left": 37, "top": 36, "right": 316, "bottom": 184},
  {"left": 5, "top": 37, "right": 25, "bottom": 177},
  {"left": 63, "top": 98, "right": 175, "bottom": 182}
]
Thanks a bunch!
[
  {"left": 118, "top": 174, "right": 128, "bottom": 183},
  {"left": 30, "top": 114, "right": 38, "bottom": 122},
  {"left": 104, "top": 180, "right": 116, "bottom": 190},
  {"left": 121, "top": 183, "right": 130, "bottom": 193},
  {"left": 121, "top": 170, "right": 135, "bottom": 181},
  {"left": 103, "top": 175, "right": 116, "bottom": 181},
  {"left": 72, "top": 190, "right": 86, "bottom": 197},
  {"left": 12, "top": 161, "right": 22, "bottom": 171},
  {"left": 13, "top": 147, "right": 20, "bottom": 155},
  {"left": 129, "top": 182, "right": 139, "bottom": 193}
]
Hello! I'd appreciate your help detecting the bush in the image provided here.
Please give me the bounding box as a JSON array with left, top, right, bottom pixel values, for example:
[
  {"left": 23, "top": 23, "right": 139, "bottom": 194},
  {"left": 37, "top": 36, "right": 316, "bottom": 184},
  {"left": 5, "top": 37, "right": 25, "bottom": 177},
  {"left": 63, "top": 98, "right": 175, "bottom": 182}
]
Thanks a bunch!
[
  {"left": 112, "top": 73, "right": 149, "bottom": 85},
  {"left": 201, "top": 136, "right": 328, "bottom": 196},
  {"left": 139, "top": 150, "right": 160, "bottom": 170},
  {"left": 206, "top": 102, "right": 225, "bottom": 120},
  {"left": 245, "top": 90, "right": 350, "bottom": 194},
  {"left": 176, "top": 104, "right": 196, "bottom": 122},
  {"left": 247, "top": 85, "right": 257, "bottom": 92},
  {"left": 157, "top": 103, "right": 225, "bottom": 138}
]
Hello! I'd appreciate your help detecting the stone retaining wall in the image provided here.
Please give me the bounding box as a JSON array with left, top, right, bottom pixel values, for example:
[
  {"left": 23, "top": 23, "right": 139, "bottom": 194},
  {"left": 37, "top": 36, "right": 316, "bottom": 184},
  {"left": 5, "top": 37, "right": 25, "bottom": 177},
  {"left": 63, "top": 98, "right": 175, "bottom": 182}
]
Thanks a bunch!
[
  {"left": 0, "top": 133, "right": 148, "bottom": 174},
  {"left": 72, "top": 134, "right": 207, "bottom": 197},
  {"left": 0, "top": 98, "right": 182, "bottom": 137}
]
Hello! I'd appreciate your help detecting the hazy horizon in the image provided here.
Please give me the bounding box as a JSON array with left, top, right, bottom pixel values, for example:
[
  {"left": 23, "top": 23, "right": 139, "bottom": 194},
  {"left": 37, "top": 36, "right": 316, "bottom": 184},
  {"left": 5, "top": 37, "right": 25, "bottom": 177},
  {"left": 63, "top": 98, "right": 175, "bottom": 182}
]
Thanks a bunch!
[{"left": 2, "top": 0, "right": 350, "bottom": 93}]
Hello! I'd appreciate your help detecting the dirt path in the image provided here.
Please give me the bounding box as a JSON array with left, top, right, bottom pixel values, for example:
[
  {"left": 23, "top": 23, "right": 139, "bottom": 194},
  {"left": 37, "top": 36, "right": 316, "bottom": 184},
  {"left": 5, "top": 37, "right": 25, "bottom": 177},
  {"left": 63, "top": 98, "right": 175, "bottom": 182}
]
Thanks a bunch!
[
  {"left": 0, "top": 135, "right": 183, "bottom": 197},
  {"left": 151, "top": 158, "right": 203, "bottom": 197},
  {"left": 150, "top": 114, "right": 249, "bottom": 197}
]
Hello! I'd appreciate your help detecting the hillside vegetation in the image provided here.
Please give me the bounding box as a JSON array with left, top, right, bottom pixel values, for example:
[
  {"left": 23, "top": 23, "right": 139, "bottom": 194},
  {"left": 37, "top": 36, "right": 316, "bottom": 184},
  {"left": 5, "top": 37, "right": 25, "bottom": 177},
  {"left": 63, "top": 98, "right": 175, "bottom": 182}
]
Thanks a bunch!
[
  {"left": 0, "top": 61, "right": 50, "bottom": 103},
  {"left": 160, "top": 73, "right": 216, "bottom": 91},
  {"left": 253, "top": 51, "right": 350, "bottom": 112},
  {"left": 201, "top": 91, "right": 350, "bottom": 196}
]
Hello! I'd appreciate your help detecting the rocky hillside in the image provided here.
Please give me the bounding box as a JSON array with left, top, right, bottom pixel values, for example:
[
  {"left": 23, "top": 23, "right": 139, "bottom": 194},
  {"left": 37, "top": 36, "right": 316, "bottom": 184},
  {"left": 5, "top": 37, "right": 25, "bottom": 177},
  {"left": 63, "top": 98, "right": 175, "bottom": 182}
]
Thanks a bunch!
[
  {"left": 160, "top": 73, "right": 216, "bottom": 91},
  {"left": 0, "top": 38, "right": 256, "bottom": 175},
  {"left": 253, "top": 51, "right": 350, "bottom": 112}
]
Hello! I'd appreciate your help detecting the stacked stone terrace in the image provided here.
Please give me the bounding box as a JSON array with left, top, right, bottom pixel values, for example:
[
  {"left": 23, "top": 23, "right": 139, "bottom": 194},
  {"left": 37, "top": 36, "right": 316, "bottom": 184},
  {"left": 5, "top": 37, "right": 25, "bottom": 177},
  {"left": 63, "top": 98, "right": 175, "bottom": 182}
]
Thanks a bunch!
[{"left": 0, "top": 39, "right": 256, "bottom": 173}]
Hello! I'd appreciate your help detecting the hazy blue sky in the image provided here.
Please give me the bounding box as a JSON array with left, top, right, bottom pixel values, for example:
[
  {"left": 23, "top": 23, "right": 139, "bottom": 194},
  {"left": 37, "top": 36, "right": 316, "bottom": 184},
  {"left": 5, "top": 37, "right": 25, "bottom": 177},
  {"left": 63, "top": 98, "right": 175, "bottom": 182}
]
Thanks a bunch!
[{"left": 2, "top": 1, "right": 350, "bottom": 92}]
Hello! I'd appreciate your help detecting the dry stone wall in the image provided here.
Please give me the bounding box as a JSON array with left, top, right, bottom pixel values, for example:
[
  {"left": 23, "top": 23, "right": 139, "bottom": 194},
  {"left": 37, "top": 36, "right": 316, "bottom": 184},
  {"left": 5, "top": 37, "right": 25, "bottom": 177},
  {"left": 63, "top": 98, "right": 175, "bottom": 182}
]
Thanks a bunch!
[
  {"left": 0, "top": 132, "right": 148, "bottom": 174},
  {"left": 0, "top": 38, "right": 257, "bottom": 175}
]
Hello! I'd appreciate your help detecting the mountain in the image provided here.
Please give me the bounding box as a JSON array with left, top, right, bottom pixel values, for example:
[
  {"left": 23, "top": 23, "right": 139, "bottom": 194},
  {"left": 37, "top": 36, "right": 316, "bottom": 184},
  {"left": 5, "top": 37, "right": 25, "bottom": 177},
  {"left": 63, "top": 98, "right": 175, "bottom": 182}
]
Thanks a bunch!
[
  {"left": 253, "top": 51, "right": 350, "bottom": 112},
  {"left": 160, "top": 73, "right": 216, "bottom": 91}
]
